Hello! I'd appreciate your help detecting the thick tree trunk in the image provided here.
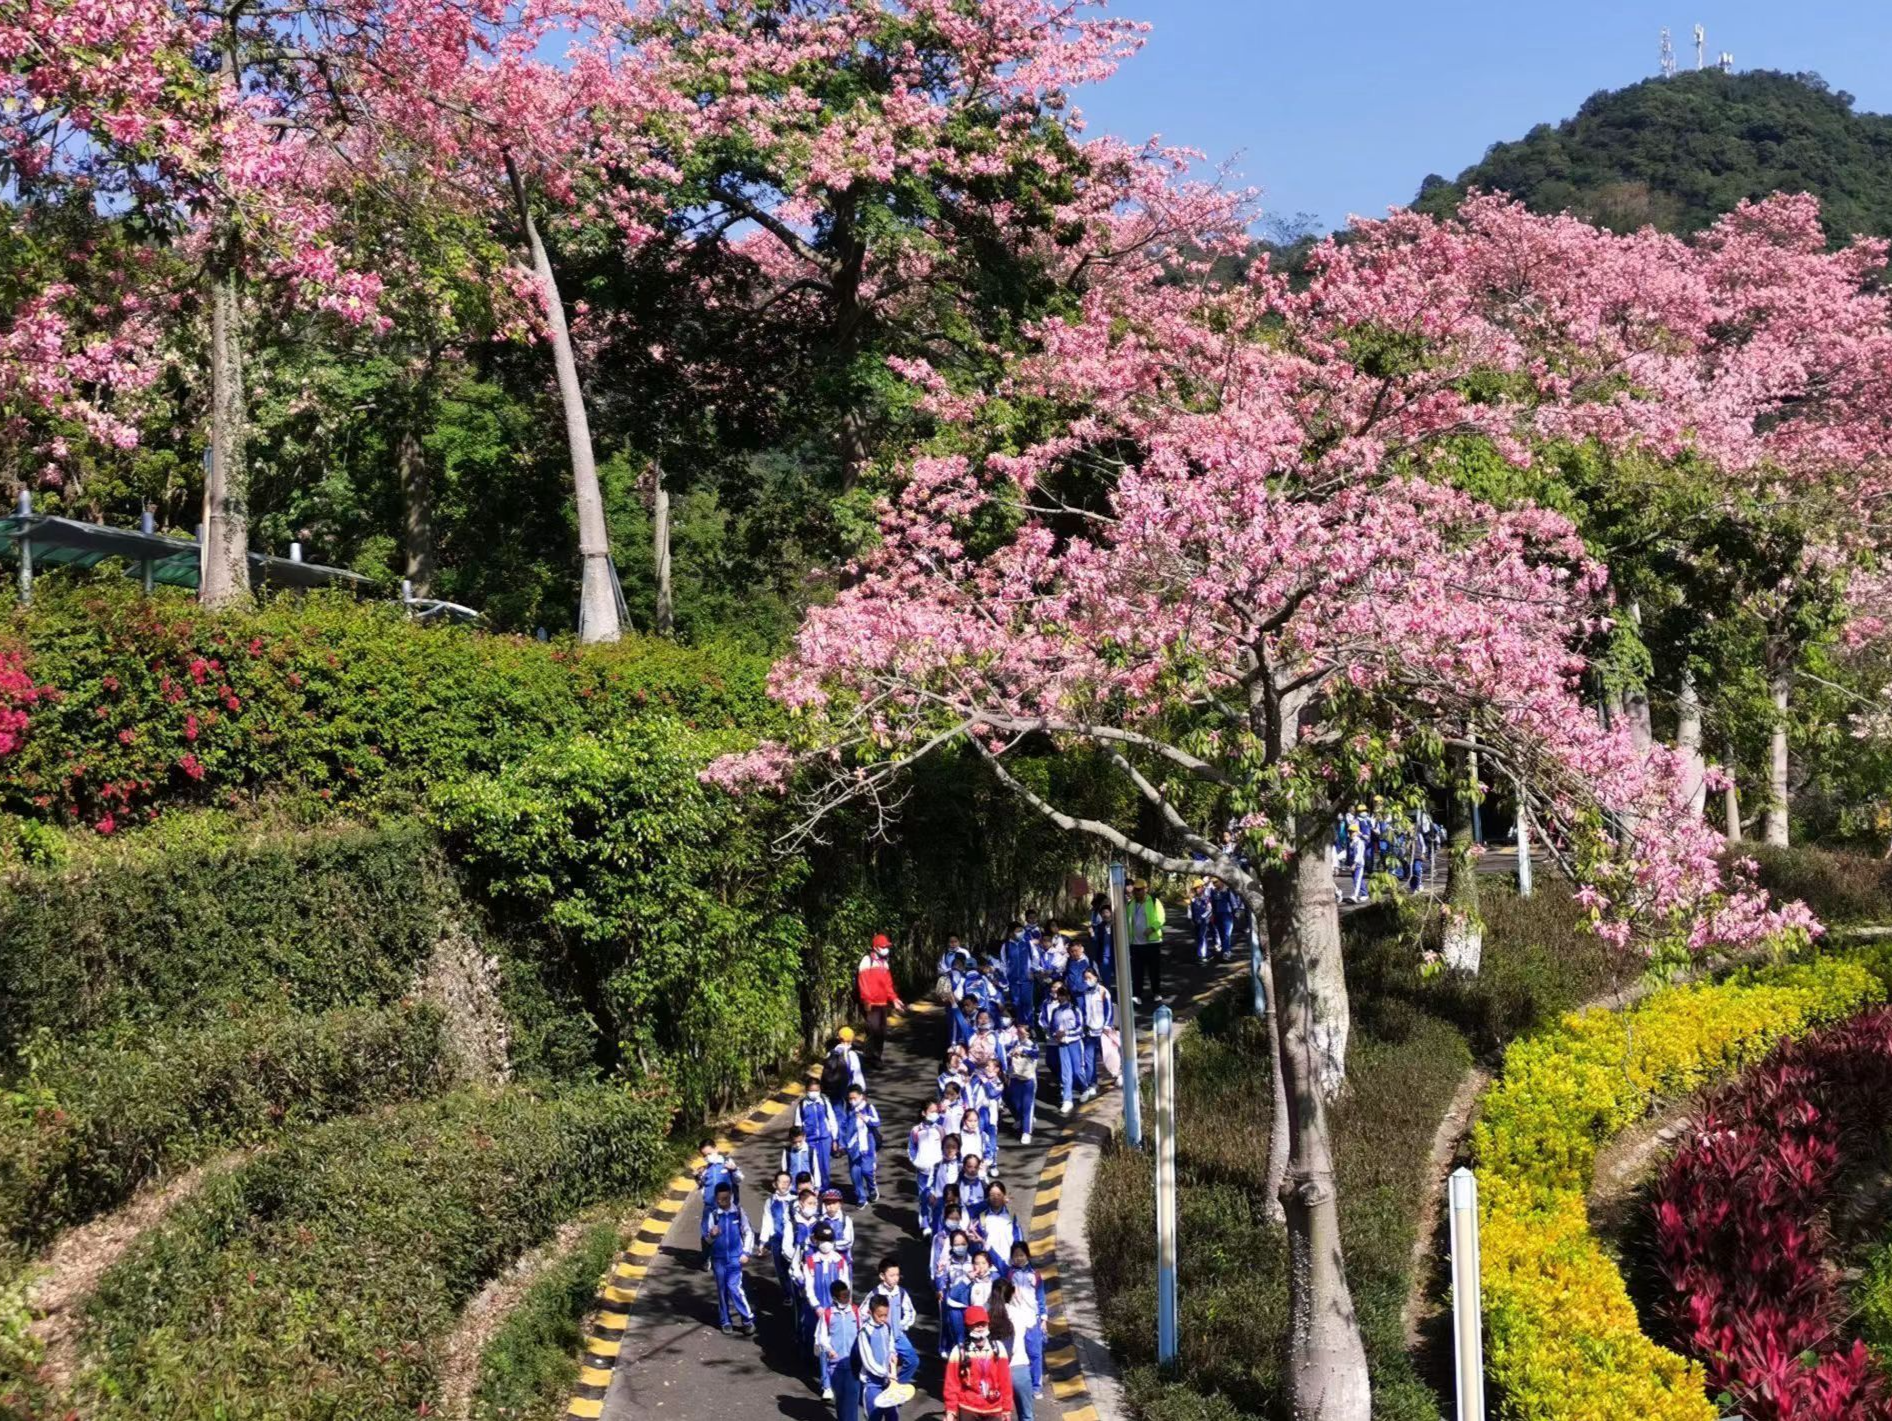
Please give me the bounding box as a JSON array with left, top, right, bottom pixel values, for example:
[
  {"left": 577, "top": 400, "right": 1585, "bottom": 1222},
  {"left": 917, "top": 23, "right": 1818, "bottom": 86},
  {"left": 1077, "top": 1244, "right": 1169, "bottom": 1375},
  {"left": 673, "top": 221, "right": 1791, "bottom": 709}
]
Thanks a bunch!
[
  {"left": 1260, "top": 849, "right": 1372, "bottom": 1421},
  {"left": 505, "top": 152, "right": 620, "bottom": 644},
  {"left": 1261, "top": 855, "right": 1351, "bottom": 1101},
  {"left": 400, "top": 423, "right": 435, "bottom": 599},
  {"left": 200, "top": 259, "right": 251, "bottom": 607},
  {"left": 1675, "top": 666, "right": 1706, "bottom": 818},
  {"left": 651, "top": 460, "right": 674, "bottom": 637},
  {"left": 1764, "top": 672, "right": 1791, "bottom": 846}
]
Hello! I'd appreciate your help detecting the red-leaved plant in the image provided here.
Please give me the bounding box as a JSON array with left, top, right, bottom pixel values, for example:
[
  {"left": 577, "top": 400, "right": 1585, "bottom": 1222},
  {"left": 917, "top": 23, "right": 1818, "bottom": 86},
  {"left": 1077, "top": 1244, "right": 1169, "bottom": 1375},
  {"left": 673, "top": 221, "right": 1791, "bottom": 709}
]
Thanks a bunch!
[{"left": 1654, "top": 1007, "right": 1892, "bottom": 1420}]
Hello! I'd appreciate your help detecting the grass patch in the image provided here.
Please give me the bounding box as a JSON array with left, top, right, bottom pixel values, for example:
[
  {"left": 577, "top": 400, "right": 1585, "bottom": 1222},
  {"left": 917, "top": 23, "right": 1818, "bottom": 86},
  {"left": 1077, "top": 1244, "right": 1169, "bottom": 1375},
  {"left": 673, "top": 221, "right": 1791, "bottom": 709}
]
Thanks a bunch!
[
  {"left": 1089, "top": 883, "right": 1615, "bottom": 1421},
  {"left": 471, "top": 1219, "right": 624, "bottom": 1421},
  {"left": 77, "top": 1083, "right": 674, "bottom": 1421}
]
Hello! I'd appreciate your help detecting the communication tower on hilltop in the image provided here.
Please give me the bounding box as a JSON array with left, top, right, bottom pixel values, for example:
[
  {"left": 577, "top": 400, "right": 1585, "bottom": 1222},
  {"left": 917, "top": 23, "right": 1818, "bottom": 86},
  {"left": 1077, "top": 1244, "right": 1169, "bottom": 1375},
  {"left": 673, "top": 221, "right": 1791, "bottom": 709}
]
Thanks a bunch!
[
  {"left": 1659, "top": 27, "right": 1676, "bottom": 78},
  {"left": 1693, "top": 23, "right": 1706, "bottom": 70},
  {"left": 1717, "top": 50, "right": 1735, "bottom": 72}
]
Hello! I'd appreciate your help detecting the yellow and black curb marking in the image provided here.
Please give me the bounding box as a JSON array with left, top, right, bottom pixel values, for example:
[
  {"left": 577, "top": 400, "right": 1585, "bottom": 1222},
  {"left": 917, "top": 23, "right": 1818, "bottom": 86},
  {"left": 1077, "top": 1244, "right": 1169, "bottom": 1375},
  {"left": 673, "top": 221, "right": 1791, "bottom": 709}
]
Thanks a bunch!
[{"left": 561, "top": 1003, "right": 937, "bottom": 1420}]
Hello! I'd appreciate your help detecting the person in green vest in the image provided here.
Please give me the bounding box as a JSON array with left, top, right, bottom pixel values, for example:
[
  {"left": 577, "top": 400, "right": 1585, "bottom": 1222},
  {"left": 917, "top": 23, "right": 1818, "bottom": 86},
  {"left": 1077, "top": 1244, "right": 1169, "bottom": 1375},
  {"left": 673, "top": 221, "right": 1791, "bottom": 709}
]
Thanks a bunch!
[{"left": 1127, "top": 879, "right": 1167, "bottom": 1005}]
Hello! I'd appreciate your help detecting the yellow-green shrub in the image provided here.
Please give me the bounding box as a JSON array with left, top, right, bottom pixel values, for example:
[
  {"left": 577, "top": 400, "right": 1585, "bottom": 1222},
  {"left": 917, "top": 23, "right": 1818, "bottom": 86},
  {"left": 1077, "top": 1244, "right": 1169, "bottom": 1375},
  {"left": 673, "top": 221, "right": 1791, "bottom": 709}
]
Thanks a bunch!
[{"left": 1473, "top": 954, "right": 1885, "bottom": 1421}]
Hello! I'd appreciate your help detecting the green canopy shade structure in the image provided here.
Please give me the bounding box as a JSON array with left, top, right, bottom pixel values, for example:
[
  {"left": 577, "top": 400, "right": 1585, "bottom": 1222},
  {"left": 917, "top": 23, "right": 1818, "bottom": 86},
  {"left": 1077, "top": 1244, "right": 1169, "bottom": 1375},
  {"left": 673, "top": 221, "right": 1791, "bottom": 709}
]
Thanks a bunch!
[{"left": 0, "top": 502, "right": 376, "bottom": 600}]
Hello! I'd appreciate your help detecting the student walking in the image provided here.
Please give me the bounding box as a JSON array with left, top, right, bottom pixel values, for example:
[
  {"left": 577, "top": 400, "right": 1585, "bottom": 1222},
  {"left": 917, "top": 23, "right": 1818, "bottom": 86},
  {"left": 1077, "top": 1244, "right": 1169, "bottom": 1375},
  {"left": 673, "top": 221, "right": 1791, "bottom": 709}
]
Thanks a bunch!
[
  {"left": 868, "top": 1257, "right": 922, "bottom": 1385},
  {"left": 840, "top": 1087, "right": 882, "bottom": 1206},
  {"left": 858, "top": 1294, "right": 916, "bottom": 1419},
  {"left": 1001, "top": 1020, "right": 1039, "bottom": 1145},
  {"left": 1078, "top": 967, "right": 1114, "bottom": 1101},
  {"left": 798, "top": 1085, "right": 839, "bottom": 1191},
  {"left": 824, "top": 1030, "right": 868, "bottom": 1106},
  {"left": 703, "top": 1183, "right": 757, "bottom": 1336},
  {"left": 757, "top": 1170, "right": 799, "bottom": 1299},
  {"left": 815, "top": 1280, "right": 862, "bottom": 1413},
  {"left": 1045, "top": 984, "right": 1085, "bottom": 1115}
]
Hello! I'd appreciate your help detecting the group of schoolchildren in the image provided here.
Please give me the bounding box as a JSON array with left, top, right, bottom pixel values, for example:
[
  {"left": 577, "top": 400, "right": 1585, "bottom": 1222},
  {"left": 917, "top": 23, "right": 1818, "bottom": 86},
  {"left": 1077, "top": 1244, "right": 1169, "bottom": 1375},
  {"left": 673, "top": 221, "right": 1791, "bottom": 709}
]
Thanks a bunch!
[
  {"left": 690, "top": 915, "right": 1124, "bottom": 1421},
  {"left": 1183, "top": 878, "right": 1251, "bottom": 964},
  {"left": 1335, "top": 799, "right": 1446, "bottom": 902}
]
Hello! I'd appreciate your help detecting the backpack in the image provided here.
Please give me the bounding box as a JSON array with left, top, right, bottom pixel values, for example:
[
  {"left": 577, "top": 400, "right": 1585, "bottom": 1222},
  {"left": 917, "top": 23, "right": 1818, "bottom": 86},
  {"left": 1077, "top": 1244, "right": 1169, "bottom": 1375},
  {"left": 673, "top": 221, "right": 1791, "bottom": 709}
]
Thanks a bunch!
[{"left": 821, "top": 1051, "right": 851, "bottom": 1103}]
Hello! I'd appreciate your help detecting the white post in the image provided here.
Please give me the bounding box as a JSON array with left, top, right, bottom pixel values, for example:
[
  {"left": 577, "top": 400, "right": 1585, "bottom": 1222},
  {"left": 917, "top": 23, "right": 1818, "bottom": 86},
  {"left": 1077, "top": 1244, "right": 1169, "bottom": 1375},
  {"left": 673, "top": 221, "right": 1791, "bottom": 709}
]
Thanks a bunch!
[
  {"left": 1153, "top": 1004, "right": 1178, "bottom": 1366},
  {"left": 140, "top": 508, "right": 156, "bottom": 594},
  {"left": 14, "top": 490, "right": 31, "bottom": 604},
  {"left": 1515, "top": 804, "right": 1534, "bottom": 899},
  {"left": 1448, "top": 1167, "right": 1486, "bottom": 1421},
  {"left": 1110, "top": 862, "right": 1142, "bottom": 1148},
  {"left": 288, "top": 540, "right": 303, "bottom": 563}
]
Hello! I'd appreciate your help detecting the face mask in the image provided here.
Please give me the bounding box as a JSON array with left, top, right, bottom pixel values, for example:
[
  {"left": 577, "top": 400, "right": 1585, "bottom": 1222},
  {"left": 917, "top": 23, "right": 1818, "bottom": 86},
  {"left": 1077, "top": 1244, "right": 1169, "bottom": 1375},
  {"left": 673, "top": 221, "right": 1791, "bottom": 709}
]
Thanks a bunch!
[
  {"left": 819, "top": 1242, "right": 835, "bottom": 1255},
  {"left": 952, "top": 1245, "right": 969, "bottom": 1259},
  {"left": 925, "top": 1114, "right": 939, "bottom": 1125},
  {"left": 971, "top": 1329, "right": 990, "bottom": 1342}
]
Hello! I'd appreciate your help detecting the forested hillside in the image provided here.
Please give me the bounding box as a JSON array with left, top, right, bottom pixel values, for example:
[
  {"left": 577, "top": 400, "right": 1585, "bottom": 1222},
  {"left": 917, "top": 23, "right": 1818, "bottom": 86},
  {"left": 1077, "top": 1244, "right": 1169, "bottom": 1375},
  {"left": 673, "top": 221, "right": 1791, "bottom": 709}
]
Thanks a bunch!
[{"left": 1414, "top": 69, "right": 1892, "bottom": 239}]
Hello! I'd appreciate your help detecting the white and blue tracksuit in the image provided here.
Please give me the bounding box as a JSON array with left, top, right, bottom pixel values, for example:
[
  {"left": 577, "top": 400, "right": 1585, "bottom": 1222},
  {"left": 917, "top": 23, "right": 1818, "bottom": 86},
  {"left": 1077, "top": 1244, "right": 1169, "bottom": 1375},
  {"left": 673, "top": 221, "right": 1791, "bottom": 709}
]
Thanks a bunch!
[
  {"left": 815, "top": 1301, "right": 861, "bottom": 1410},
  {"left": 1003, "top": 933, "right": 1036, "bottom": 1021},
  {"left": 981, "top": 1206, "right": 1018, "bottom": 1270},
  {"left": 800, "top": 1245, "right": 851, "bottom": 1351},
  {"left": 1211, "top": 885, "right": 1238, "bottom": 958},
  {"left": 936, "top": 1254, "right": 973, "bottom": 1356},
  {"left": 782, "top": 1139, "right": 818, "bottom": 1190},
  {"left": 1003, "top": 1032, "right": 1039, "bottom": 1139},
  {"left": 1008, "top": 1264, "right": 1049, "bottom": 1390},
  {"left": 869, "top": 1282, "right": 921, "bottom": 1384},
  {"left": 841, "top": 1101, "right": 882, "bottom": 1205},
  {"left": 828, "top": 1044, "right": 868, "bottom": 1100},
  {"left": 968, "top": 1072, "right": 1004, "bottom": 1163},
  {"left": 1089, "top": 910, "right": 1113, "bottom": 982},
  {"left": 798, "top": 1095, "right": 838, "bottom": 1189},
  {"left": 858, "top": 1317, "right": 901, "bottom": 1419},
  {"left": 1189, "top": 890, "right": 1213, "bottom": 961},
  {"left": 909, "top": 1118, "right": 945, "bottom": 1228},
  {"left": 703, "top": 1202, "right": 755, "bottom": 1328},
  {"left": 757, "top": 1190, "right": 799, "bottom": 1298},
  {"left": 697, "top": 1152, "right": 742, "bottom": 1232},
  {"left": 1047, "top": 1001, "right": 1084, "bottom": 1107},
  {"left": 1081, "top": 986, "right": 1115, "bottom": 1093},
  {"left": 821, "top": 1208, "right": 856, "bottom": 1266}
]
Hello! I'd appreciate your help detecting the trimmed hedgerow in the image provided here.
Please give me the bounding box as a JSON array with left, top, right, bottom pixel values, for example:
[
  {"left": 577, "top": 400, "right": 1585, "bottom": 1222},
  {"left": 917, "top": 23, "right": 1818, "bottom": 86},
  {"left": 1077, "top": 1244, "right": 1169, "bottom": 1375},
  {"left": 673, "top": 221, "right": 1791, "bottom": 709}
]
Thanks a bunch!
[
  {"left": 471, "top": 1220, "right": 623, "bottom": 1421},
  {"left": 1474, "top": 952, "right": 1885, "bottom": 1421},
  {"left": 0, "top": 1002, "right": 452, "bottom": 1253},
  {"left": 0, "top": 819, "right": 451, "bottom": 1057},
  {"left": 78, "top": 1083, "right": 674, "bottom": 1421},
  {"left": 0, "top": 578, "right": 772, "bottom": 830}
]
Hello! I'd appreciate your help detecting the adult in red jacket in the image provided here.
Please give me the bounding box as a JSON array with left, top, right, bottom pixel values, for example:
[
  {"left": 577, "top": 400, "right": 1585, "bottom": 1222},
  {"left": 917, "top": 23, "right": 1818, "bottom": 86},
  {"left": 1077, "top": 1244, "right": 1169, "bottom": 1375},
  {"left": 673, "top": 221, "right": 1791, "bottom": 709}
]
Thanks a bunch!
[
  {"left": 856, "top": 934, "right": 906, "bottom": 1068},
  {"left": 943, "top": 1307, "right": 1015, "bottom": 1420}
]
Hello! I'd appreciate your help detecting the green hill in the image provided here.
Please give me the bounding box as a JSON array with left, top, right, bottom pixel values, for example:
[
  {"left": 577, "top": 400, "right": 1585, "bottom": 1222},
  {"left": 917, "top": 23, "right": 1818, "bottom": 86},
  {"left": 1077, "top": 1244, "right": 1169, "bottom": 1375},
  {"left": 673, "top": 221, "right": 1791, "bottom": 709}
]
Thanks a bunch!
[{"left": 1413, "top": 69, "right": 1892, "bottom": 240}]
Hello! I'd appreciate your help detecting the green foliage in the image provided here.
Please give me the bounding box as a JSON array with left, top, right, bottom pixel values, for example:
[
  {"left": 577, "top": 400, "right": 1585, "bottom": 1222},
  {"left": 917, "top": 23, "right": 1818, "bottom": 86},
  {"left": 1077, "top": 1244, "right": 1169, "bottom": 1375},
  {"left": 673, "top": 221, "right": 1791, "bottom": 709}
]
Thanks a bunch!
[
  {"left": 1742, "top": 842, "right": 1892, "bottom": 925},
  {"left": 0, "top": 819, "right": 452, "bottom": 1056},
  {"left": 1088, "top": 890, "right": 1614, "bottom": 1421},
  {"left": 0, "top": 578, "right": 772, "bottom": 827},
  {"left": 1859, "top": 1237, "right": 1892, "bottom": 1365},
  {"left": 1416, "top": 70, "right": 1892, "bottom": 242},
  {"left": 0, "top": 1003, "right": 452, "bottom": 1254},
  {"left": 471, "top": 1220, "right": 623, "bottom": 1421},
  {"left": 79, "top": 1083, "right": 674, "bottom": 1421},
  {"left": 433, "top": 721, "right": 808, "bottom": 1117}
]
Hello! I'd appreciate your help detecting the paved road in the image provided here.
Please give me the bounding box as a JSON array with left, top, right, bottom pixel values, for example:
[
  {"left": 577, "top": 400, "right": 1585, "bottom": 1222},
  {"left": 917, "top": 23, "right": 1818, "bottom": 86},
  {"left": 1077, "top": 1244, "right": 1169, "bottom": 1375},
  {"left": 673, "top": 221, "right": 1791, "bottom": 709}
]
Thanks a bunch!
[{"left": 602, "top": 933, "right": 1236, "bottom": 1421}]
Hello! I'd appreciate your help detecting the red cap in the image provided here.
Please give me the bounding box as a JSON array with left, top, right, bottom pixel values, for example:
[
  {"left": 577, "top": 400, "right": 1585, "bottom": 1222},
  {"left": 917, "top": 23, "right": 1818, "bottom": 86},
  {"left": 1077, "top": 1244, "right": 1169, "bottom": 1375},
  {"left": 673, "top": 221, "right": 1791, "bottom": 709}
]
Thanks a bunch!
[
  {"left": 872, "top": 934, "right": 892, "bottom": 949},
  {"left": 965, "top": 1306, "right": 989, "bottom": 1327}
]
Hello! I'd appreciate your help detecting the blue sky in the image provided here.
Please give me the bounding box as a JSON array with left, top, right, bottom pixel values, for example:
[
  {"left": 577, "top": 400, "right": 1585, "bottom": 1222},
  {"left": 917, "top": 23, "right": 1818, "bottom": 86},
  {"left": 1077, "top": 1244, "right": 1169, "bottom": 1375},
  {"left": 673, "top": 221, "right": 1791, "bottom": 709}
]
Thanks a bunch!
[{"left": 1073, "top": 1, "right": 1892, "bottom": 234}]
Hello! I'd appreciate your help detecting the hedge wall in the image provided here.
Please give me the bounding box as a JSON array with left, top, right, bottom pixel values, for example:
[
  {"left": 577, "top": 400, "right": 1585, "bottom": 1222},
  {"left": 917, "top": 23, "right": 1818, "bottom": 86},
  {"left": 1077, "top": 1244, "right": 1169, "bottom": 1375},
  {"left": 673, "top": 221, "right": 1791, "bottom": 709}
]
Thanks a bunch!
[
  {"left": 78, "top": 1084, "right": 676, "bottom": 1421},
  {"left": 0, "top": 819, "right": 453, "bottom": 1057}
]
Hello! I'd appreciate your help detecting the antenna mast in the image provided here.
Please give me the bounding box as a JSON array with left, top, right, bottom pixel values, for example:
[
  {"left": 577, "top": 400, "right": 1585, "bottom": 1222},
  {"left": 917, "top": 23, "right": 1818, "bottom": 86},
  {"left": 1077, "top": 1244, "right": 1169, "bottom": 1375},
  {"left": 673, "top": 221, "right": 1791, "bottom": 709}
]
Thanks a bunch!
[
  {"left": 1659, "top": 27, "right": 1676, "bottom": 78},
  {"left": 1717, "top": 50, "right": 1735, "bottom": 73},
  {"left": 1693, "top": 23, "right": 1706, "bottom": 70}
]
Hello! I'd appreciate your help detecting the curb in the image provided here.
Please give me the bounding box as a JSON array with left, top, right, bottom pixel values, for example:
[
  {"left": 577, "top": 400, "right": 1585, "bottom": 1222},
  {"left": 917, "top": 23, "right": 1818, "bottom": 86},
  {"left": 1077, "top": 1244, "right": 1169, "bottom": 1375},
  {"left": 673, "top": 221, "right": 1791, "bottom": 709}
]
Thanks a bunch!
[{"left": 560, "top": 1003, "right": 937, "bottom": 1419}]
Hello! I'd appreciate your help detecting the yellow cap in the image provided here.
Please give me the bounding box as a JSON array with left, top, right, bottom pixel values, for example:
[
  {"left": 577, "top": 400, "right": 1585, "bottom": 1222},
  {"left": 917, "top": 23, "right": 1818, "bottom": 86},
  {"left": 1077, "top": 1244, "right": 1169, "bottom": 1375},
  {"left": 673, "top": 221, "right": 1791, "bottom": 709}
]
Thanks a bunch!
[{"left": 838, "top": 1027, "right": 855, "bottom": 1043}]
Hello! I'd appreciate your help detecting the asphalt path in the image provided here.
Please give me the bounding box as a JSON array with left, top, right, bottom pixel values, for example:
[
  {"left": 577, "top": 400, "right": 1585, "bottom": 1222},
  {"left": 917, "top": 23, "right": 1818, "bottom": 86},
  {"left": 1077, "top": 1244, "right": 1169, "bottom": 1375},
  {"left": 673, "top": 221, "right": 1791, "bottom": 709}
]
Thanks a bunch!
[{"left": 602, "top": 931, "right": 1234, "bottom": 1421}]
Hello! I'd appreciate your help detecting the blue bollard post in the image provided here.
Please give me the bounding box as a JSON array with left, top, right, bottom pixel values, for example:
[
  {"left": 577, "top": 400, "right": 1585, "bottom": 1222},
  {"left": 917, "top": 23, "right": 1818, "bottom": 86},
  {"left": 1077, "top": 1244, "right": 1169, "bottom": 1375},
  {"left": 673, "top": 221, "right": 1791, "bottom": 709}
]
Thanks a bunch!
[
  {"left": 1153, "top": 1005, "right": 1178, "bottom": 1366},
  {"left": 1110, "top": 862, "right": 1142, "bottom": 1149}
]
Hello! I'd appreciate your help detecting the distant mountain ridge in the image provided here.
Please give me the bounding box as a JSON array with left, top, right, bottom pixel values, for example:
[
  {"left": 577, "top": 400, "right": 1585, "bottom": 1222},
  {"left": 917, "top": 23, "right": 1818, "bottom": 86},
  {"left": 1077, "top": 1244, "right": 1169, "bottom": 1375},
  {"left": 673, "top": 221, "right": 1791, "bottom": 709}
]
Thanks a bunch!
[{"left": 1412, "top": 68, "right": 1892, "bottom": 241}]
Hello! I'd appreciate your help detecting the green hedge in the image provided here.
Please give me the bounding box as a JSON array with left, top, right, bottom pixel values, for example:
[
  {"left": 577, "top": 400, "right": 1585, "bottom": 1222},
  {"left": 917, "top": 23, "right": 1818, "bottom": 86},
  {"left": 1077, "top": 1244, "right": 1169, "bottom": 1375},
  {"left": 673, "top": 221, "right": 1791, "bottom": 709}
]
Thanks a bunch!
[
  {"left": 1742, "top": 842, "right": 1892, "bottom": 926},
  {"left": 0, "top": 1003, "right": 452, "bottom": 1254},
  {"left": 0, "top": 820, "right": 452, "bottom": 1057},
  {"left": 472, "top": 1220, "right": 623, "bottom": 1421},
  {"left": 0, "top": 579, "right": 772, "bottom": 828},
  {"left": 79, "top": 1083, "right": 675, "bottom": 1421}
]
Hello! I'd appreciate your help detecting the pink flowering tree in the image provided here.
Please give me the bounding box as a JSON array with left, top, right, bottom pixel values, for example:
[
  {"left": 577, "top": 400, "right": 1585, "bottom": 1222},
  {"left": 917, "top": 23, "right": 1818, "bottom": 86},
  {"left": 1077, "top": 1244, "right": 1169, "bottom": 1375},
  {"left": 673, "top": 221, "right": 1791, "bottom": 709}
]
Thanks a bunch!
[{"left": 707, "top": 200, "right": 1818, "bottom": 1421}]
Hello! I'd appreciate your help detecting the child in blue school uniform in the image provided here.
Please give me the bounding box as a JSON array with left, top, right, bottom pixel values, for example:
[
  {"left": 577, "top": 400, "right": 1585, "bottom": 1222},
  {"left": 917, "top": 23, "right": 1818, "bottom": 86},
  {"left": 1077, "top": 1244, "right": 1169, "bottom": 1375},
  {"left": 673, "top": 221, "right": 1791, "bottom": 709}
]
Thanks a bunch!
[
  {"left": 969, "top": 1057, "right": 1004, "bottom": 1164},
  {"left": 756, "top": 1169, "right": 799, "bottom": 1300},
  {"left": 1002, "top": 1020, "right": 1039, "bottom": 1145},
  {"left": 702, "top": 1182, "right": 757, "bottom": 1336},
  {"left": 1189, "top": 880, "right": 1214, "bottom": 962},
  {"left": 1045, "top": 983, "right": 1085, "bottom": 1115},
  {"left": 1007, "top": 1241, "right": 1049, "bottom": 1400},
  {"left": 798, "top": 1082, "right": 839, "bottom": 1190},
  {"left": 814, "top": 1277, "right": 861, "bottom": 1410},
  {"left": 841, "top": 1086, "right": 882, "bottom": 1206},
  {"left": 800, "top": 1221, "right": 852, "bottom": 1357},
  {"left": 907, "top": 1102, "right": 945, "bottom": 1236}
]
